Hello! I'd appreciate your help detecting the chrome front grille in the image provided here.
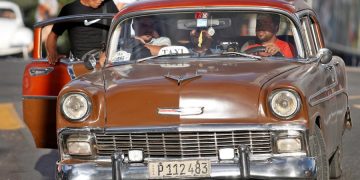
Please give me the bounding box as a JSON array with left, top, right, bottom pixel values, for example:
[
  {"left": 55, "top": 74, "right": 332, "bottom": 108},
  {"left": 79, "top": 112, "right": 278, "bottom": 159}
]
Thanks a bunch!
[{"left": 95, "top": 130, "right": 272, "bottom": 158}]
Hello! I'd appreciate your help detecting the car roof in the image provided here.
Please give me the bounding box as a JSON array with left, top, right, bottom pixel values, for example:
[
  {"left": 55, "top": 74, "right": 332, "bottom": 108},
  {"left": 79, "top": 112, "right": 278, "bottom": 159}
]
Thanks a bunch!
[
  {"left": 116, "top": 0, "right": 311, "bottom": 18},
  {"left": 0, "top": 1, "right": 21, "bottom": 10}
]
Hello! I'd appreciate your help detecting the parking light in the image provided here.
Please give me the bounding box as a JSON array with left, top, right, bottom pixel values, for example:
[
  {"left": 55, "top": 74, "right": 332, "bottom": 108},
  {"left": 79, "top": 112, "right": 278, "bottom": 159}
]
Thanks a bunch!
[
  {"left": 128, "top": 149, "right": 144, "bottom": 162},
  {"left": 219, "top": 148, "right": 235, "bottom": 160}
]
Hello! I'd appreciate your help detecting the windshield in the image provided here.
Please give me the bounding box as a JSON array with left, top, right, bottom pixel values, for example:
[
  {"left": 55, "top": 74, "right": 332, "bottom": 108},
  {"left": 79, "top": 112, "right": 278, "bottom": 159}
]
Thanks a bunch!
[
  {"left": 0, "top": 8, "right": 16, "bottom": 20},
  {"left": 108, "top": 11, "right": 302, "bottom": 63}
]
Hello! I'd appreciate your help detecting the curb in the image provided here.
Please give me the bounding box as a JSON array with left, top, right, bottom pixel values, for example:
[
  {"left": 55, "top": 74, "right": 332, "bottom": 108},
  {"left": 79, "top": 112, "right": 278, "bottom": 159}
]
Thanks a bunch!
[{"left": 346, "top": 67, "right": 360, "bottom": 73}]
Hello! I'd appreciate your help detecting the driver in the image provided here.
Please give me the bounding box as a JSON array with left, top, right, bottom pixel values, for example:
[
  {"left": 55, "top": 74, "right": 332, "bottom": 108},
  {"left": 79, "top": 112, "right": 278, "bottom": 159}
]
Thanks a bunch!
[{"left": 245, "top": 13, "right": 294, "bottom": 58}]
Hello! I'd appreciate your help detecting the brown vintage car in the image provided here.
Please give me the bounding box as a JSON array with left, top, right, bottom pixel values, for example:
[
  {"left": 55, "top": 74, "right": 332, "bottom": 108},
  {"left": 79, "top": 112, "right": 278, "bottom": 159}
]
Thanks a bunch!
[{"left": 23, "top": 0, "right": 352, "bottom": 179}]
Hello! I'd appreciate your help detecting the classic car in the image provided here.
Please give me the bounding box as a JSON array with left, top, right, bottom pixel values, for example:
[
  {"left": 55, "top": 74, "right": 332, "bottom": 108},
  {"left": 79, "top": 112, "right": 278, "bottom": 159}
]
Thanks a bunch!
[
  {"left": 22, "top": 0, "right": 352, "bottom": 179},
  {"left": 0, "top": 1, "right": 32, "bottom": 59}
]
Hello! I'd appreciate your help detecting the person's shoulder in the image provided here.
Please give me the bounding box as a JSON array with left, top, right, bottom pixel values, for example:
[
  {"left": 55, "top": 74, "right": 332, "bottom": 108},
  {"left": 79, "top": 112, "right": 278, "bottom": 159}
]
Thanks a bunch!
[
  {"left": 276, "top": 38, "right": 291, "bottom": 47},
  {"left": 60, "top": 1, "right": 78, "bottom": 11}
]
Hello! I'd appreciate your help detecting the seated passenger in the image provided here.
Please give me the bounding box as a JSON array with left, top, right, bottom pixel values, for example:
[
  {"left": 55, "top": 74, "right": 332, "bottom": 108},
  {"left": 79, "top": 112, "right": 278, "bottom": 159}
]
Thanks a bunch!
[
  {"left": 189, "top": 29, "right": 213, "bottom": 55},
  {"left": 245, "top": 13, "right": 294, "bottom": 58},
  {"left": 133, "top": 17, "right": 171, "bottom": 56}
]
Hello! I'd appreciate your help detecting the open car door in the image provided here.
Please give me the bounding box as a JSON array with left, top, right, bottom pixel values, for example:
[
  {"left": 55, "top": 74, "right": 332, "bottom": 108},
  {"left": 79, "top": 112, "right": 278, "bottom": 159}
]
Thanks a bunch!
[{"left": 22, "top": 14, "right": 114, "bottom": 148}]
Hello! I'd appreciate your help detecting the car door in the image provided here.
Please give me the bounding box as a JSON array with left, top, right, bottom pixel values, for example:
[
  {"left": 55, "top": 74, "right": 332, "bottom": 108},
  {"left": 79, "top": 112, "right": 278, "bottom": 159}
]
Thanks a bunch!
[
  {"left": 22, "top": 14, "right": 114, "bottom": 148},
  {"left": 299, "top": 13, "right": 342, "bottom": 155},
  {"left": 308, "top": 14, "right": 348, "bottom": 143}
]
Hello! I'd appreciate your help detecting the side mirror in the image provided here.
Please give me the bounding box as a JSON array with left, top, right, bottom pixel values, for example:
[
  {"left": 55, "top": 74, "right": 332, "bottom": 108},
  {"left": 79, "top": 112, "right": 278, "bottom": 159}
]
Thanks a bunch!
[
  {"left": 317, "top": 48, "right": 332, "bottom": 64},
  {"left": 81, "top": 49, "right": 102, "bottom": 70},
  {"left": 84, "top": 54, "right": 97, "bottom": 70}
]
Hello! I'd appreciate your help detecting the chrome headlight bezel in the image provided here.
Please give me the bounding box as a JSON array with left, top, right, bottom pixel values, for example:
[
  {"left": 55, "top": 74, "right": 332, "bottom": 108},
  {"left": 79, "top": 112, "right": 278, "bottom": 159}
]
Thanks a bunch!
[
  {"left": 268, "top": 89, "right": 301, "bottom": 120},
  {"left": 273, "top": 130, "right": 306, "bottom": 154},
  {"left": 60, "top": 92, "right": 92, "bottom": 122},
  {"left": 66, "top": 134, "right": 95, "bottom": 156}
]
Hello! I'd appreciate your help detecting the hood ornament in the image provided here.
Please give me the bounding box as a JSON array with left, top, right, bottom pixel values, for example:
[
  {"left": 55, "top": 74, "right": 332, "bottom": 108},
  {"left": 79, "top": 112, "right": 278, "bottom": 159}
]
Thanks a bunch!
[
  {"left": 158, "top": 107, "right": 204, "bottom": 116},
  {"left": 164, "top": 72, "right": 201, "bottom": 85}
]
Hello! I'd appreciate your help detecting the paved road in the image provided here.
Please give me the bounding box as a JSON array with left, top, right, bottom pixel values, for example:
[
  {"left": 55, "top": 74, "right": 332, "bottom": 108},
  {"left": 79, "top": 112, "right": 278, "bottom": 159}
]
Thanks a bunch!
[
  {"left": 0, "top": 58, "right": 359, "bottom": 179},
  {"left": 0, "top": 58, "right": 57, "bottom": 179}
]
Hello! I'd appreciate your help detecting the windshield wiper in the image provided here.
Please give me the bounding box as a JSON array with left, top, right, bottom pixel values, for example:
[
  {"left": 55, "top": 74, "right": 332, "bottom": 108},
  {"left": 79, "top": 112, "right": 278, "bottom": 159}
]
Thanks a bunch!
[
  {"left": 136, "top": 53, "right": 192, "bottom": 63},
  {"left": 220, "top": 52, "right": 262, "bottom": 60}
]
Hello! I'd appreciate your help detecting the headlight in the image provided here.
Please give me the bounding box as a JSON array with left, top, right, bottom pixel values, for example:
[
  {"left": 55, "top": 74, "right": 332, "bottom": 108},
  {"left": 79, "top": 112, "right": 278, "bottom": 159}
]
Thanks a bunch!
[
  {"left": 269, "top": 89, "right": 301, "bottom": 119},
  {"left": 61, "top": 93, "right": 91, "bottom": 121}
]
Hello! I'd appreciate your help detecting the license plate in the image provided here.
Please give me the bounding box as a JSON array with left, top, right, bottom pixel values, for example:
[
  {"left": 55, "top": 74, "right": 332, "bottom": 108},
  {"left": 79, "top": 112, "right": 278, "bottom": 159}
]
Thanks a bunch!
[{"left": 148, "top": 160, "right": 211, "bottom": 179}]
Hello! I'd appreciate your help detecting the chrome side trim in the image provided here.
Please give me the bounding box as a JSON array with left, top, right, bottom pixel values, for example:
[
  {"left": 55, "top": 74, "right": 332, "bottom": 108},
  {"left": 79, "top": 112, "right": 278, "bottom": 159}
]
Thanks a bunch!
[
  {"left": 102, "top": 123, "right": 307, "bottom": 133},
  {"left": 308, "top": 69, "right": 340, "bottom": 106},
  {"left": 158, "top": 107, "right": 204, "bottom": 116},
  {"left": 22, "top": 95, "right": 57, "bottom": 100},
  {"left": 67, "top": 64, "right": 76, "bottom": 80}
]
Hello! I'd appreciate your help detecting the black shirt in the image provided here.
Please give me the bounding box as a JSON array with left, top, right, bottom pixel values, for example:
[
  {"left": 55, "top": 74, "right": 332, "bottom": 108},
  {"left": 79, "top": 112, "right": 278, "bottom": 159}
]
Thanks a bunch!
[{"left": 52, "top": 0, "right": 118, "bottom": 58}]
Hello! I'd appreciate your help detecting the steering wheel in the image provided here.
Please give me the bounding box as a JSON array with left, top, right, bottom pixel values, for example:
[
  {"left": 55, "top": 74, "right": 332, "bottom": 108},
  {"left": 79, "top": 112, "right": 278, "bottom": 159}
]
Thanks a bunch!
[
  {"left": 81, "top": 49, "right": 102, "bottom": 70},
  {"left": 244, "top": 46, "right": 283, "bottom": 57}
]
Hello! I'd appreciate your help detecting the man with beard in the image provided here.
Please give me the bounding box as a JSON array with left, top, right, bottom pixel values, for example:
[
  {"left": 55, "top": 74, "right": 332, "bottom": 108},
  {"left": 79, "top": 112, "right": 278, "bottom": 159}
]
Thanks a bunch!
[{"left": 246, "top": 13, "right": 294, "bottom": 58}]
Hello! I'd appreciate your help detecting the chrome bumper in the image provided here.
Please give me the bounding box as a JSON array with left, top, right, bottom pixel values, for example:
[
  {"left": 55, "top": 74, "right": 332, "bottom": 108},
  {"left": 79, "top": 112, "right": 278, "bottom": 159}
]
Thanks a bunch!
[{"left": 56, "top": 146, "right": 316, "bottom": 180}]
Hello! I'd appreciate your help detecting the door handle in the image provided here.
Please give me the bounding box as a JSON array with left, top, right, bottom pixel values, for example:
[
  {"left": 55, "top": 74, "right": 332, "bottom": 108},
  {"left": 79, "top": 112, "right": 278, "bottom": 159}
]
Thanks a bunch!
[{"left": 29, "top": 67, "right": 54, "bottom": 76}]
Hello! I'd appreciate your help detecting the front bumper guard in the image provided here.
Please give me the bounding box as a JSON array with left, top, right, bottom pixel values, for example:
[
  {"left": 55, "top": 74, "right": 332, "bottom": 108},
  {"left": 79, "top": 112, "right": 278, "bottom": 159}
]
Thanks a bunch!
[{"left": 57, "top": 145, "right": 316, "bottom": 179}]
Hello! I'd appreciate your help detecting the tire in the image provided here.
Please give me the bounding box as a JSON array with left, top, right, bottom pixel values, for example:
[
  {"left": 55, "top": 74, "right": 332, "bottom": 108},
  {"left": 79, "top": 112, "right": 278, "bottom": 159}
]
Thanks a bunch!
[
  {"left": 309, "top": 125, "right": 329, "bottom": 180},
  {"left": 329, "top": 143, "right": 343, "bottom": 178}
]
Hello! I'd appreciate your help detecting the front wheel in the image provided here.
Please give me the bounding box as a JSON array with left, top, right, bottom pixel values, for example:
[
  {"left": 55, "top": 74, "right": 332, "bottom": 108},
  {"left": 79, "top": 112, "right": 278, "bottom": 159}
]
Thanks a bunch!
[{"left": 309, "top": 125, "right": 329, "bottom": 180}]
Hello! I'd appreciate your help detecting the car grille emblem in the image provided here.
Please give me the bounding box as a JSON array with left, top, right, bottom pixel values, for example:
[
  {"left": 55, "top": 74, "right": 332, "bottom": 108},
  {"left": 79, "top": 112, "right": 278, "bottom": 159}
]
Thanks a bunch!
[
  {"left": 158, "top": 107, "right": 204, "bottom": 116},
  {"left": 164, "top": 73, "right": 201, "bottom": 85}
]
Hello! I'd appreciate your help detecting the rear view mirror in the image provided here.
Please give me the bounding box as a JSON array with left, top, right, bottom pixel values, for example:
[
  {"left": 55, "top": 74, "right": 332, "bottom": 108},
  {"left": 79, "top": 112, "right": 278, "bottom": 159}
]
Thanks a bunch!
[{"left": 177, "top": 18, "right": 231, "bottom": 30}]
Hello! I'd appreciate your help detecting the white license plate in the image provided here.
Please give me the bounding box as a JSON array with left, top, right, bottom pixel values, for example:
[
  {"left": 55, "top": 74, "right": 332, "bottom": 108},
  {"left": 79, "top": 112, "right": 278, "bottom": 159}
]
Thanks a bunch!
[{"left": 148, "top": 160, "right": 211, "bottom": 179}]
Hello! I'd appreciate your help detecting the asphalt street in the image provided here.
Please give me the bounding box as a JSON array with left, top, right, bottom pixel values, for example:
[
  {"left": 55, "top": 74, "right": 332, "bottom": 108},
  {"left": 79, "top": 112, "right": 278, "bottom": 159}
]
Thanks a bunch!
[{"left": 0, "top": 57, "right": 359, "bottom": 179}]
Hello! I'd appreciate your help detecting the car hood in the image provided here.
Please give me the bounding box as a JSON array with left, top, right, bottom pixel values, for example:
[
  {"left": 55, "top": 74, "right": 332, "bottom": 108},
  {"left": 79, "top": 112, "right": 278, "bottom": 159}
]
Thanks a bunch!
[{"left": 104, "top": 60, "right": 300, "bottom": 127}]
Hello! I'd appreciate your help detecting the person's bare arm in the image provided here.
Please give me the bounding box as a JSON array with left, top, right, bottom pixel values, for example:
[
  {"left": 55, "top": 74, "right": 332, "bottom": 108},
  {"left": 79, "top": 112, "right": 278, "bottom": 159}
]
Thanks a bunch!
[
  {"left": 46, "top": 32, "right": 65, "bottom": 65},
  {"left": 144, "top": 44, "right": 165, "bottom": 56},
  {"left": 115, "top": 2, "right": 126, "bottom": 10}
]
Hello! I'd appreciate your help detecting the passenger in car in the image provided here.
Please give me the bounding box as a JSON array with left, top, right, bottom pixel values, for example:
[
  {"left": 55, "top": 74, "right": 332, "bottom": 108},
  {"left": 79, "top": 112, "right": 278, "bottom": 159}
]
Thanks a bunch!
[
  {"left": 133, "top": 17, "right": 171, "bottom": 56},
  {"left": 189, "top": 29, "right": 214, "bottom": 55},
  {"left": 245, "top": 13, "right": 294, "bottom": 58}
]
